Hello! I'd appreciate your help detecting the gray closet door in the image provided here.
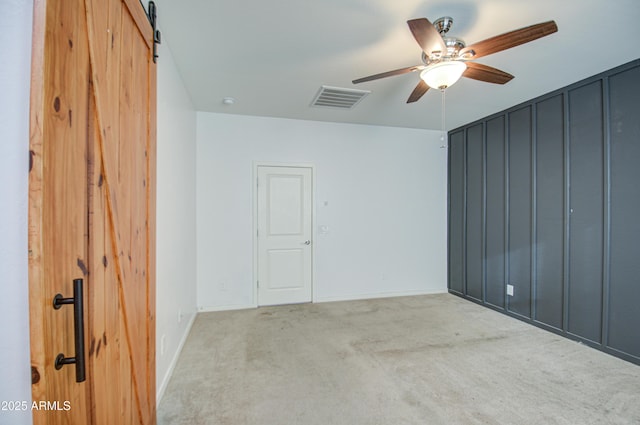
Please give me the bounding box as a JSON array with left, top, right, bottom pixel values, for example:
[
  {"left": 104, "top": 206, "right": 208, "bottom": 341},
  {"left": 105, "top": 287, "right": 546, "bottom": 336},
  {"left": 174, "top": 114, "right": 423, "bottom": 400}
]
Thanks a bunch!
[
  {"left": 608, "top": 66, "right": 640, "bottom": 358},
  {"left": 567, "top": 81, "right": 604, "bottom": 343},
  {"left": 485, "top": 116, "right": 506, "bottom": 308},
  {"left": 465, "top": 124, "right": 484, "bottom": 300},
  {"left": 449, "top": 130, "right": 465, "bottom": 294},
  {"left": 534, "top": 95, "right": 565, "bottom": 329},
  {"left": 508, "top": 106, "right": 533, "bottom": 318}
]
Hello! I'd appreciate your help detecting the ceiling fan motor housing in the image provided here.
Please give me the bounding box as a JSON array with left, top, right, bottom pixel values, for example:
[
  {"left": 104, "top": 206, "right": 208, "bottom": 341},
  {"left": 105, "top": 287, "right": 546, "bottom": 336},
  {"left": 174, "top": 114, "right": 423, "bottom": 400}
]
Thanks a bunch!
[
  {"left": 433, "top": 16, "right": 454, "bottom": 34},
  {"left": 422, "top": 37, "right": 466, "bottom": 64},
  {"left": 443, "top": 37, "right": 466, "bottom": 57},
  {"left": 421, "top": 17, "right": 466, "bottom": 64}
]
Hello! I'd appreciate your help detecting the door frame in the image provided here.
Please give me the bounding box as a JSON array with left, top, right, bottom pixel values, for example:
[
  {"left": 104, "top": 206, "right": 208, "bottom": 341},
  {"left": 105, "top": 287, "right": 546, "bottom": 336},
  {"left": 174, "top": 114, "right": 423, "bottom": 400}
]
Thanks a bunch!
[{"left": 252, "top": 161, "right": 316, "bottom": 307}]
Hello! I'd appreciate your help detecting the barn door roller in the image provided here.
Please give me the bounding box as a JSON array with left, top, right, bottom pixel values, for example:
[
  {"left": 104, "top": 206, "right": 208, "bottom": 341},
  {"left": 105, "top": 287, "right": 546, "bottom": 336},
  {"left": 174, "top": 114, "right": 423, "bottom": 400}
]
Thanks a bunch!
[{"left": 146, "top": 1, "right": 162, "bottom": 63}]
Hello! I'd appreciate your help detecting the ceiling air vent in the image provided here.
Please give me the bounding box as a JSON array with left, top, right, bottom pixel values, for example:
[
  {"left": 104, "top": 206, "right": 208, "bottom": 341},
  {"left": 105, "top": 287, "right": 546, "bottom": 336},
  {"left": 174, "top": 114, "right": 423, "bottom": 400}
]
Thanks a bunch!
[{"left": 310, "top": 85, "right": 370, "bottom": 109}]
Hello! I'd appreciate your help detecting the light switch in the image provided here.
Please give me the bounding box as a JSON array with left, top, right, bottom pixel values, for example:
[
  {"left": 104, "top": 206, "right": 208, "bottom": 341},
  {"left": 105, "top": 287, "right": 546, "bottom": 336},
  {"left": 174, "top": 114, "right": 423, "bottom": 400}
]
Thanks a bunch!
[{"left": 507, "top": 284, "right": 514, "bottom": 296}]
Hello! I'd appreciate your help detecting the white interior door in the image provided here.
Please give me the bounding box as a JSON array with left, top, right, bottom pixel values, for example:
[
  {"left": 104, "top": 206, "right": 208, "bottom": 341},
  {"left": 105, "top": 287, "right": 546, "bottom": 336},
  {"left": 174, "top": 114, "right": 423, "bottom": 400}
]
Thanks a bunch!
[{"left": 257, "top": 166, "right": 313, "bottom": 306}]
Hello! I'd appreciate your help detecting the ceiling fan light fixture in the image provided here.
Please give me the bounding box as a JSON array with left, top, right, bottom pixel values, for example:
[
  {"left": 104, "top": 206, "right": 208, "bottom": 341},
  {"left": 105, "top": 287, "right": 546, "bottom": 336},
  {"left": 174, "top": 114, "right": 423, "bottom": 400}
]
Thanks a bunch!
[{"left": 420, "top": 61, "right": 467, "bottom": 89}]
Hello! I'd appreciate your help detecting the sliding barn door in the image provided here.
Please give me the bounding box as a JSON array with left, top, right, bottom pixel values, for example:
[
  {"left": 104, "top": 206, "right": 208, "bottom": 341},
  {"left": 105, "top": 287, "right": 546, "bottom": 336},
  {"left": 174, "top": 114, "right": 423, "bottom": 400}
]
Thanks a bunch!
[{"left": 28, "top": 0, "right": 157, "bottom": 423}]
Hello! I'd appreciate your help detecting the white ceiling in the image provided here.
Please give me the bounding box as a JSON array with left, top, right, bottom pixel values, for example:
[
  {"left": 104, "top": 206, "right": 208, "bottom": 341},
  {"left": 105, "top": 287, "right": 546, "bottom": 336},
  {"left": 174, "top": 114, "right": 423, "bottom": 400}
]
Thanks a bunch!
[{"left": 154, "top": 0, "right": 640, "bottom": 131}]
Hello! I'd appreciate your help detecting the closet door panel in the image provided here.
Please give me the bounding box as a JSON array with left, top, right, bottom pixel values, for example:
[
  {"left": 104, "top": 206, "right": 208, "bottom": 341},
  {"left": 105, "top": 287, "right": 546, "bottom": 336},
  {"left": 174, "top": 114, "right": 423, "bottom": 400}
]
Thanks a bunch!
[
  {"left": 485, "top": 117, "right": 506, "bottom": 308},
  {"left": 465, "top": 124, "right": 484, "bottom": 300},
  {"left": 567, "top": 81, "right": 604, "bottom": 343},
  {"left": 449, "top": 130, "right": 465, "bottom": 294},
  {"left": 508, "top": 106, "right": 532, "bottom": 318},
  {"left": 535, "top": 95, "right": 565, "bottom": 329},
  {"left": 608, "top": 67, "right": 640, "bottom": 357}
]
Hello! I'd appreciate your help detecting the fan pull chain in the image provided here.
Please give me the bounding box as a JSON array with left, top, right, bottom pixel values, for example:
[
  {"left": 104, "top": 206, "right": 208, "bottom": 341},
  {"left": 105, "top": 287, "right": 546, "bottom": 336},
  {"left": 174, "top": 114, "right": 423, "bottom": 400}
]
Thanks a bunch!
[{"left": 440, "top": 88, "right": 447, "bottom": 148}]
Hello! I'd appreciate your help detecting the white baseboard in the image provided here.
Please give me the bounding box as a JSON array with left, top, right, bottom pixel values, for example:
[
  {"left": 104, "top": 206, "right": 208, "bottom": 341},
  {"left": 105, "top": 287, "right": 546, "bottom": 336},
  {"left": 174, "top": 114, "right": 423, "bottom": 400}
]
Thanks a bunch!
[
  {"left": 198, "top": 303, "right": 257, "bottom": 312},
  {"left": 196, "top": 290, "right": 448, "bottom": 314},
  {"left": 156, "top": 312, "right": 197, "bottom": 405},
  {"left": 314, "top": 288, "right": 447, "bottom": 304}
]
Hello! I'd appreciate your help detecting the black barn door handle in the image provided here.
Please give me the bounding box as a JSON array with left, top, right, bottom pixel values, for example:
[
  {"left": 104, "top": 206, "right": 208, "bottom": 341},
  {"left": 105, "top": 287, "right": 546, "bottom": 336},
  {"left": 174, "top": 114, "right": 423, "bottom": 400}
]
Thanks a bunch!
[{"left": 52, "top": 278, "right": 86, "bottom": 383}]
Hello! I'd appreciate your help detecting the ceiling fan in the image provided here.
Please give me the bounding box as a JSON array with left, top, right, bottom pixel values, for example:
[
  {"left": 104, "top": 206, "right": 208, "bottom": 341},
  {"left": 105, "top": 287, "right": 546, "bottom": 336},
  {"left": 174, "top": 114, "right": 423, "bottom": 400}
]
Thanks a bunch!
[{"left": 352, "top": 17, "right": 558, "bottom": 103}]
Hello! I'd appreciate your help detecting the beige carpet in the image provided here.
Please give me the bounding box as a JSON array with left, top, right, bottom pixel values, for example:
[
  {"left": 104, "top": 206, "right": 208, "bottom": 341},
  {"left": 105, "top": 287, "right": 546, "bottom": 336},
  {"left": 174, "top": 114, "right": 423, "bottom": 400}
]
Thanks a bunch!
[{"left": 157, "top": 293, "right": 640, "bottom": 424}]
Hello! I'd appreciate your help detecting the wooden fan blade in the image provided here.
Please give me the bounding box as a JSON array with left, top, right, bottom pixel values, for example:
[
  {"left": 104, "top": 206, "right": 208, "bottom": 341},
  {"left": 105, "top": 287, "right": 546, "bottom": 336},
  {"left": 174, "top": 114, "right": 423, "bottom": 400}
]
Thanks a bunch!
[
  {"left": 352, "top": 65, "right": 422, "bottom": 84},
  {"left": 463, "top": 62, "right": 514, "bottom": 84},
  {"left": 460, "top": 20, "right": 557, "bottom": 59},
  {"left": 407, "top": 18, "right": 446, "bottom": 55},
  {"left": 407, "top": 80, "right": 430, "bottom": 103}
]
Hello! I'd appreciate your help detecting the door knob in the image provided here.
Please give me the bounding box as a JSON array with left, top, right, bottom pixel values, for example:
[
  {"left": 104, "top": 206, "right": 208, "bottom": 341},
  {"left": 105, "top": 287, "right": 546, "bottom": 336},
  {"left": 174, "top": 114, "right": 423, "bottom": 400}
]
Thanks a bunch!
[{"left": 303, "top": 240, "right": 311, "bottom": 245}]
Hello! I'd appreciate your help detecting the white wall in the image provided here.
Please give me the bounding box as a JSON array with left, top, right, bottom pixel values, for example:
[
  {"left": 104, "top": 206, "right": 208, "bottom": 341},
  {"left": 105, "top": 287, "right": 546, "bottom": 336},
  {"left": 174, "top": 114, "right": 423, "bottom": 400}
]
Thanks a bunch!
[
  {"left": 0, "top": 1, "right": 34, "bottom": 424},
  {"left": 155, "top": 37, "right": 198, "bottom": 402},
  {"left": 197, "top": 113, "right": 448, "bottom": 311}
]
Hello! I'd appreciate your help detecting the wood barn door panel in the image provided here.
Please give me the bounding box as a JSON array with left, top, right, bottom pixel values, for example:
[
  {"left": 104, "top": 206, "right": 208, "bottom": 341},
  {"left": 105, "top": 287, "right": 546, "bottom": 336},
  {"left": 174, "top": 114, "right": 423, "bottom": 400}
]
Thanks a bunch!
[
  {"left": 29, "top": 0, "right": 92, "bottom": 422},
  {"left": 85, "top": 0, "right": 156, "bottom": 422},
  {"left": 29, "top": 0, "right": 156, "bottom": 423}
]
